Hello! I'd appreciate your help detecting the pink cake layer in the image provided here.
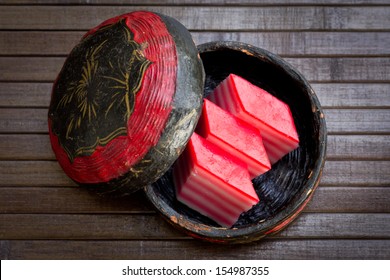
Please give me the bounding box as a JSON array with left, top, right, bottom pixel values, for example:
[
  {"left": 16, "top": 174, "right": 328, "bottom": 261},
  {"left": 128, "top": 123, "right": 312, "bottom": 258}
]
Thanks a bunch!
[
  {"left": 196, "top": 99, "right": 270, "bottom": 178},
  {"left": 208, "top": 74, "right": 299, "bottom": 164},
  {"left": 173, "top": 133, "right": 259, "bottom": 227}
]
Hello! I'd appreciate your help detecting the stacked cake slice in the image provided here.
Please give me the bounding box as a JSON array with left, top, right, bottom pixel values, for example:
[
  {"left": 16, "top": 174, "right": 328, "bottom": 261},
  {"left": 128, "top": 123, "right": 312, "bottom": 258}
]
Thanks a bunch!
[
  {"left": 173, "top": 133, "right": 259, "bottom": 228},
  {"left": 173, "top": 74, "right": 300, "bottom": 227},
  {"left": 196, "top": 99, "right": 271, "bottom": 179},
  {"left": 208, "top": 74, "right": 299, "bottom": 164}
]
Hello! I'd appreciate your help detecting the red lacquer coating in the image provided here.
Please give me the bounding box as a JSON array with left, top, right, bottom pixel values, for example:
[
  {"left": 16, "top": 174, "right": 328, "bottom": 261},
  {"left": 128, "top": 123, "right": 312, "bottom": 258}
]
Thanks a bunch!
[{"left": 49, "top": 11, "right": 177, "bottom": 183}]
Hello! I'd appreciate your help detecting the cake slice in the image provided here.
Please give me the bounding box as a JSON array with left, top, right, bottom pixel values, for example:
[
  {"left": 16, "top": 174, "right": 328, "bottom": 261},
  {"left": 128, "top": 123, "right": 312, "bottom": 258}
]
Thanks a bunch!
[
  {"left": 173, "top": 133, "right": 259, "bottom": 228},
  {"left": 196, "top": 99, "right": 270, "bottom": 179},
  {"left": 208, "top": 74, "right": 299, "bottom": 164}
]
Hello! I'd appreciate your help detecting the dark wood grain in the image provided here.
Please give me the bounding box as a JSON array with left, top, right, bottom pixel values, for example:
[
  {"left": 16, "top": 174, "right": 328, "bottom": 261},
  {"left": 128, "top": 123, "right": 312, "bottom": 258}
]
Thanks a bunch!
[
  {"left": 0, "top": 108, "right": 49, "bottom": 133},
  {"left": 0, "top": 83, "right": 52, "bottom": 108},
  {"left": 1, "top": 239, "right": 389, "bottom": 259},
  {"left": 0, "top": 161, "right": 75, "bottom": 187},
  {"left": 288, "top": 58, "right": 390, "bottom": 82},
  {"left": 276, "top": 213, "right": 390, "bottom": 238},
  {"left": 326, "top": 135, "right": 390, "bottom": 160},
  {"left": 2, "top": 82, "right": 389, "bottom": 108},
  {"left": 0, "top": 187, "right": 153, "bottom": 214},
  {"left": 0, "top": 0, "right": 389, "bottom": 259},
  {"left": 1, "top": 159, "right": 389, "bottom": 187},
  {"left": 1, "top": 108, "right": 389, "bottom": 134},
  {"left": 324, "top": 109, "right": 390, "bottom": 134},
  {"left": 0, "top": 135, "right": 55, "bottom": 160},
  {"left": 0, "top": 213, "right": 389, "bottom": 240},
  {"left": 1, "top": 6, "right": 390, "bottom": 31},
  {"left": 2, "top": 134, "right": 388, "bottom": 160},
  {"left": 2, "top": 0, "right": 389, "bottom": 5},
  {"left": 0, "top": 213, "right": 184, "bottom": 240},
  {"left": 2, "top": 31, "right": 390, "bottom": 56},
  {"left": 0, "top": 186, "right": 389, "bottom": 214},
  {"left": 321, "top": 161, "right": 390, "bottom": 186},
  {"left": 2, "top": 57, "right": 390, "bottom": 82},
  {"left": 306, "top": 187, "right": 390, "bottom": 212},
  {"left": 312, "top": 83, "right": 390, "bottom": 108},
  {"left": 0, "top": 31, "right": 81, "bottom": 56}
]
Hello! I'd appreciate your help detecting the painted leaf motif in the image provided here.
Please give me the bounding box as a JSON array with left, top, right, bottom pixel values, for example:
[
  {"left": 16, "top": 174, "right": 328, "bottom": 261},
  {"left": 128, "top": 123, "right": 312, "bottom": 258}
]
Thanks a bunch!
[{"left": 49, "top": 19, "right": 152, "bottom": 162}]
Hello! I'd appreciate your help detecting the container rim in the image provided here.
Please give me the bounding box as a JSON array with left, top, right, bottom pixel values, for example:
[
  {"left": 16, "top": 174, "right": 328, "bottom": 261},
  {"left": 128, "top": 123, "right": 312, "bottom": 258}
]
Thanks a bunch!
[{"left": 145, "top": 41, "right": 327, "bottom": 243}]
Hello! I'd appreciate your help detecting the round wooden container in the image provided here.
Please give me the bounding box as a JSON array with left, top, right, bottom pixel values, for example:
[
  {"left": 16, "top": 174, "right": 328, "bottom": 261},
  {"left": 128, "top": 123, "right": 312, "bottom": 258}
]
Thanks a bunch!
[
  {"left": 145, "top": 41, "right": 327, "bottom": 243},
  {"left": 49, "top": 11, "right": 326, "bottom": 243}
]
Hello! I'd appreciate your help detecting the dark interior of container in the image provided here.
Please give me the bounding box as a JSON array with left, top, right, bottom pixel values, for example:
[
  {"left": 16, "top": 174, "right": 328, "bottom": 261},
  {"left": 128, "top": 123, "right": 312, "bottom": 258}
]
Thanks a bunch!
[{"left": 152, "top": 46, "right": 320, "bottom": 228}]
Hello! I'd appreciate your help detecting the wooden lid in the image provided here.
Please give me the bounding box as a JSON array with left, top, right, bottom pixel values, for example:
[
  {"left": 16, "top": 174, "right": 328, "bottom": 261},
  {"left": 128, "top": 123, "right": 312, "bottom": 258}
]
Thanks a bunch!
[{"left": 48, "top": 11, "right": 204, "bottom": 195}]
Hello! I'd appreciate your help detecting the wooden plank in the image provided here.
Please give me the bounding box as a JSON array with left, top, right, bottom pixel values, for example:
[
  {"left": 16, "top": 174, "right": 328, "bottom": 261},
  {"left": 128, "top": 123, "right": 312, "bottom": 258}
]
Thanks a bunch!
[
  {"left": 0, "top": 135, "right": 54, "bottom": 160},
  {"left": 2, "top": 0, "right": 389, "bottom": 5},
  {"left": 277, "top": 213, "right": 390, "bottom": 238},
  {"left": 0, "top": 161, "right": 75, "bottom": 187},
  {"left": 2, "top": 82, "right": 389, "bottom": 108},
  {"left": 0, "top": 213, "right": 184, "bottom": 240},
  {"left": 326, "top": 135, "right": 390, "bottom": 160},
  {"left": 1, "top": 108, "right": 389, "bottom": 134},
  {"left": 0, "top": 213, "right": 389, "bottom": 240},
  {"left": 0, "top": 57, "right": 63, "bottom": 82},
  {"left": 0, "top": 108, "right": 48, "bottom": 133},
  {"left": 2, "top": 31, "right": 390, "bottom": 56},
  {"left": 1, "top": 239, "right": 389, "bottom": 259},
  {"left": 189, "top": 31, "right": 390, "bottom": 57},
  {"left": 0, "top": 82, "right": 52, "bottom": 108},
  {"left": 2, "top": 57, "right": 390, "bottom": 82},
  {"left": 1, "top": 6, "right": 390, "bottom": 31},
  {"left": 307, "top": 187, "right": 390, "bottom": 212},
  {"left": 0, "top": 0, "right": 387, "bottom": 264},
  {"left": 1, "top": 134, "right": 388, "bottom": 161},
  {"left": 324, "top": 109, "right": 390, "bottom": 134},
  {"left": 0, "top": 187, "right": 153, "bottom": 214},
  {"left": 0, "top": 160, "right": 389, "bottom": 187},
  {"left": 313, "top": 83, "right": 390, "bottom": 108},
  {"left": 0, "top": 186, "right": 389, "bottom": 214},
  {"left": 0, "top": 31, "right": 82, "bottom": 56},
  {"left": 321, "top": 161, "right": 390, "bottom": 186},
  {"left": 288, "top": 57, "right": 390, "bottom": 82}
]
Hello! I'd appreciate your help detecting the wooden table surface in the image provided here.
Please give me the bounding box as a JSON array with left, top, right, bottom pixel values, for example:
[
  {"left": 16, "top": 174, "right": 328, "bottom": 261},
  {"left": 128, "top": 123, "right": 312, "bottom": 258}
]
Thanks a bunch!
[{"left": 0, "top": 0, "right": 389, "bottom": 260}]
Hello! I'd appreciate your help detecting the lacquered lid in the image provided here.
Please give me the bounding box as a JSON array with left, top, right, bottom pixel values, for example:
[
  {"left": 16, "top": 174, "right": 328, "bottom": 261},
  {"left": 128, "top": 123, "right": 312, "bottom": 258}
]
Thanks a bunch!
[{"left": 48, "top": 11, "right": 204, "bottom": 195}]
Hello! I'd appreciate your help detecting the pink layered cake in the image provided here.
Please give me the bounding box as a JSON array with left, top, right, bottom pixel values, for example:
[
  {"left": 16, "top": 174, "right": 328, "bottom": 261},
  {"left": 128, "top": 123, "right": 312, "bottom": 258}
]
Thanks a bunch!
[
  {"left": 173, "top": 133, "right": 259, "bottom": 228},
  {"left": 208, "top": 74, "right": 299, "bottom": 164},
  {"left": 196, "top": 99, "right": 271, "bottom": 179}
]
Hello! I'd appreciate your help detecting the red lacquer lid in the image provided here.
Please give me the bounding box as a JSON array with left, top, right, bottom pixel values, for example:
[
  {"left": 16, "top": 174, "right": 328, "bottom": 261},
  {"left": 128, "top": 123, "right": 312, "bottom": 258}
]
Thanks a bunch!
[{"left": 48, "top": 11, "right": 204, "bottom": 195}]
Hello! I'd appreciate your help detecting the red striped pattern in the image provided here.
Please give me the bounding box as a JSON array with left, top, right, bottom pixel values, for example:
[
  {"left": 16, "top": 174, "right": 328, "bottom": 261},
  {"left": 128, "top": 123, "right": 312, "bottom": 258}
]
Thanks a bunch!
[
  {"left": 208, "top": 74, "right": 299, "bottom": 164},
  {"left": 173, "top": 133, "right": 259, "bottom": 228},
  {"left": 197, "top": 99, "right": 270, "bottom": 178}
]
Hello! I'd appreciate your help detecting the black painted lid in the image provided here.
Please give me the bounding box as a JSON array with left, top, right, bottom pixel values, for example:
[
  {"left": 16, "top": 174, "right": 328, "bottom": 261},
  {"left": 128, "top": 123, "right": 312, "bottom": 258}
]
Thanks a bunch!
[{"left": 48, "top": 11, "right": 204, "bottom": 195}]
